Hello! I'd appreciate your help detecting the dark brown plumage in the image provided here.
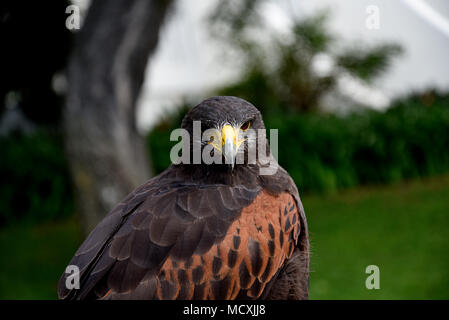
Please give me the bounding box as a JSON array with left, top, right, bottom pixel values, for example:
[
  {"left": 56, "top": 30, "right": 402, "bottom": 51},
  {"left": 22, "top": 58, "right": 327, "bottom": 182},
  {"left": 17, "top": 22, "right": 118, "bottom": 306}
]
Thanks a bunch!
[{"left": 58, "top": 96, "right": 310, "bottom": 300}]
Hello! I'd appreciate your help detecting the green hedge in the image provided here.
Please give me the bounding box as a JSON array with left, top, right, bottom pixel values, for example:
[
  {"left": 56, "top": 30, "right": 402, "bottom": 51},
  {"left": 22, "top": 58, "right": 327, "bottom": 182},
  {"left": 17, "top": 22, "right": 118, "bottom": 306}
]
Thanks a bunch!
[
  {"left": 1, "top": 94, "right": 448, "bottom": 225},
  {"left": 0, "top": 130, "right": 74, "bottom": 225},
  {"left": 147, "top": 94, "right": 449, "bottom": 194}
]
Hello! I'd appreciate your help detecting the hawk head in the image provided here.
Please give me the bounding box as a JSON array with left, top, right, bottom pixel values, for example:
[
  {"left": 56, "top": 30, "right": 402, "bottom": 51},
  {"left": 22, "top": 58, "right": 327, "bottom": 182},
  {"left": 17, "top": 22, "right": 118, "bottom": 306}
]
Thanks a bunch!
[{"left": 180, "top": 96, "right": 268, "bottom": 169}]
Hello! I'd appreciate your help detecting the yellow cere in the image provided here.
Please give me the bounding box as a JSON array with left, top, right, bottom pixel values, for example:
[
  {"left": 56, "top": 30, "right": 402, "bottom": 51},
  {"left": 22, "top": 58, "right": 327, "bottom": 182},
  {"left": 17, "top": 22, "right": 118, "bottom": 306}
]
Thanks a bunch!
[{"left": 208, "top": 125, "right": 246, "bottom": 154}]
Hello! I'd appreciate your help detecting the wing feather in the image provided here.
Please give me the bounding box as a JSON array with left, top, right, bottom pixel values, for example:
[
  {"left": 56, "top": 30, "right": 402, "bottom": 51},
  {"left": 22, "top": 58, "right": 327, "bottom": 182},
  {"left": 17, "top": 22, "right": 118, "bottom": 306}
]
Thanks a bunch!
[
  {"left": 58, "top": 163, "right": 308, "bottom": 300},
  {"left": 57, "top": 168, "right": 260, "bottom": 299}
]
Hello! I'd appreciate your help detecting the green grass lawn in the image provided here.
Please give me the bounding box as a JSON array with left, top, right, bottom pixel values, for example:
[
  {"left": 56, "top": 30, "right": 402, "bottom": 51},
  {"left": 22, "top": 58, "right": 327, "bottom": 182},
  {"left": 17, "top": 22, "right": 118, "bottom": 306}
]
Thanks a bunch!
[
  {"left": 306, "top": 175, "right": 449, "bottom": 299},
  {"left": 0, "top": 216, "right": 81, "bottom": 299},
  {"left": 1, "top": 175, "right": 449, "bottom": 299}
]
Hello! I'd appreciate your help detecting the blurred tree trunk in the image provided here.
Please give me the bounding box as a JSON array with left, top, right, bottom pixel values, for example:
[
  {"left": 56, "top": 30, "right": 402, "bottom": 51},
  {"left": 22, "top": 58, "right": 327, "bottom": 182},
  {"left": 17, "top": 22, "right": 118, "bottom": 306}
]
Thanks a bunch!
[{"left": 64, "top": 0, "right": 173, "bottom": 234}]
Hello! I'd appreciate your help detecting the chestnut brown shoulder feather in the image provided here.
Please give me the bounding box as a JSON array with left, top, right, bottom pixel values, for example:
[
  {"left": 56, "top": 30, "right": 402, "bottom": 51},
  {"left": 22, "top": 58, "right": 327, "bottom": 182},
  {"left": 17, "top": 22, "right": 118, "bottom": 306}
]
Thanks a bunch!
[{"left": 58, "top": 164, "right": 309, "bottom": 300}]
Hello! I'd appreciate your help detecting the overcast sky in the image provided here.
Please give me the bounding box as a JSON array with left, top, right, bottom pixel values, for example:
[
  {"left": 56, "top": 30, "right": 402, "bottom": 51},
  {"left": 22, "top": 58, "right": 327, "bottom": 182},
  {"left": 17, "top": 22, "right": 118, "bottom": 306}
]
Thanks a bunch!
[{"left": 135, "top": 0, "right": 449, "bottom": 131}]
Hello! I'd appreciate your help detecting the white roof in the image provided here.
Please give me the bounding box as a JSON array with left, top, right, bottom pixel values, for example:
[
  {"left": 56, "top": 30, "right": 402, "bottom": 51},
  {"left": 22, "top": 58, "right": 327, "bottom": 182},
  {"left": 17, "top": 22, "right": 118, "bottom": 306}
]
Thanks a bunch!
[{"left": 136, "top": 0, "right": 449, "bottom": 131}]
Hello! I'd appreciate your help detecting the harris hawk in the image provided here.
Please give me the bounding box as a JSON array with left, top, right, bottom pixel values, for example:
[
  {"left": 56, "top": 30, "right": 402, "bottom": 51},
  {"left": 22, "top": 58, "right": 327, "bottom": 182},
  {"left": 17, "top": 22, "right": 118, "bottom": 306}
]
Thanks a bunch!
[{"left": 58, "top": 96, "right": 310, "bottom": 300}]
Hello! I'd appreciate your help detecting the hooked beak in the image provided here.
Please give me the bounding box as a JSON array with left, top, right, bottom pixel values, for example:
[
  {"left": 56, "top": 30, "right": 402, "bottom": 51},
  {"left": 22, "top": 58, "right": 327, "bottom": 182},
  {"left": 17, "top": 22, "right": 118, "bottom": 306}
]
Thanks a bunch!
[
  {"left": 209, "top": 124, "right": 244, "bottom": 169},
  {"left": 222, "top": 125, "right": 237, "bottom": 168}
]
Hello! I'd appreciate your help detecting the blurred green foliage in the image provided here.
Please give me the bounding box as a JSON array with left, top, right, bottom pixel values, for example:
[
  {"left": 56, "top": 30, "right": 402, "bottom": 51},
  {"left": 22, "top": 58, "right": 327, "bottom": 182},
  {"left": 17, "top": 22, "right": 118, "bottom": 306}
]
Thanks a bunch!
[
  {"left": 0, "top": 130, "right": 74, "bottom": 226},
  {"left": 147, "top": 91, "right": 449, "bottom": 194},
  {"left": 147, "top": 104, "right": 191, "bottom": 174},
  {"left": 209, "top": 2, "right": 402, "bottom": 113},
  {"left": 267, "top": 91, "right": 449, "bottom": 193}
]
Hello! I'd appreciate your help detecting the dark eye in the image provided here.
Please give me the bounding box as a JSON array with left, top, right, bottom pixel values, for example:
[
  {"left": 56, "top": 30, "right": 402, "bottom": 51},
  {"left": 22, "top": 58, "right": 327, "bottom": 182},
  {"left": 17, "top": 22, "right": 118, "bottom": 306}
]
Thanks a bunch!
[{"left": 240, "top": 121, "right": 251, "bottom": 131}]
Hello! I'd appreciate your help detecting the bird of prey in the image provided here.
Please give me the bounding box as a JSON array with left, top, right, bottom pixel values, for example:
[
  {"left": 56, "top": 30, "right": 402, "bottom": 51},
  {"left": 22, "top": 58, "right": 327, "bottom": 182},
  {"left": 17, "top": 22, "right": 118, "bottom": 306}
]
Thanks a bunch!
[{"left": 58, "top": 96, "right": 309, "bottom": 300}]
